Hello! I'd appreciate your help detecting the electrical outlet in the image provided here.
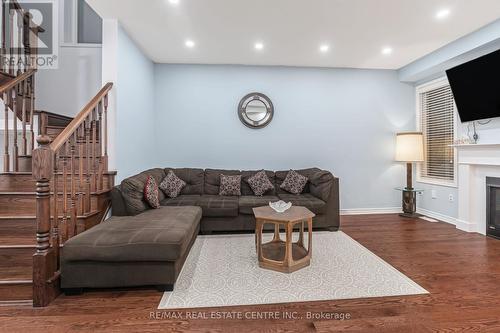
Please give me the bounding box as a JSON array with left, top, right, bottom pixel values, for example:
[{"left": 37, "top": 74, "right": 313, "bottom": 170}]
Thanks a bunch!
[
  {"left": 431, "top": 190, "right": 437, "bottom": 199},
  {"left": 449, "top": 194, "right": 454, "bottom": 202}
]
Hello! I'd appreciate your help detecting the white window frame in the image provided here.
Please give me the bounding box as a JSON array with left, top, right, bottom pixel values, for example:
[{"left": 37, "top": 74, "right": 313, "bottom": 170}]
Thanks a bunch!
[
  {"left": 60, "top": 0, "right": 102, "bottom": 48},
  {"left": 416, "top": 77, "right": 458, "bottom": 188}
]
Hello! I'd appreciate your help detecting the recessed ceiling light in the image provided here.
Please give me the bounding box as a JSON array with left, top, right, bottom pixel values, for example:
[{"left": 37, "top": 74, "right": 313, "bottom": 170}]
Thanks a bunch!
[
  {"left": 185, "top": 39, "right": 195, "bottom": 48},
  {"left": 319, "top": 44, "right": 330, "bottom": 53},
  {"left": 381, "top": 47, "right": 393, "bottom": 55},
  {"left": 168, "top": 0, "right": 179, "bottom": 5},
  {"left": 254, "top": 42, "right": 264, "bottom": 50},
  {"left": 436, "top": 8, "right": 451, "bottom": 19}
]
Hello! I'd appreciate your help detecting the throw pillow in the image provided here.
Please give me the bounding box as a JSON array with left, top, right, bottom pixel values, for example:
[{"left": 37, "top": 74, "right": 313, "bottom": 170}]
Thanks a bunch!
[
  {"left": 246, "top": 170, "right": 274, "bottom": 196},
  {"left": 219, "top": 174, "right": 242, "bottom": 196},
  {"left": 280, "top": 170, "right": 308, "bottom": 195},
  {"left": 143, "top": 176, "right": 160, "bottom": 208},
  {"left": 159, "top": 171, "right": 186, "bottom": 198}
]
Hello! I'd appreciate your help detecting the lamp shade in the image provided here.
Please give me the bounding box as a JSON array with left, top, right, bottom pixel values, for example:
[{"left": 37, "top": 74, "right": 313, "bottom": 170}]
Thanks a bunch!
[{"left": 395, "top": 132, "right": 424, "bottom": 162}]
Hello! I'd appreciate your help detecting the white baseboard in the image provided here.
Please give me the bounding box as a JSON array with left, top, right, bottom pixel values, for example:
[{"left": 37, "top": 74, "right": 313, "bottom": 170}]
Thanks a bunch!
[
  {"left": 455, "top": 218, "right": 479, "bottom": 233},
  {"left": 341, "top": 207, "right": 401, "bottom": 215},
  {"left": 416, "top": 208, "right": 457, "bottom": 226}
]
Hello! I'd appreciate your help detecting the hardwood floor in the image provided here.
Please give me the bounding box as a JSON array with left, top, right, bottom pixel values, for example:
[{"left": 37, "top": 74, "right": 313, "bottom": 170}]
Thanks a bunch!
[{"left": 1, "top": 214, "right": 500, "bottom": 332}]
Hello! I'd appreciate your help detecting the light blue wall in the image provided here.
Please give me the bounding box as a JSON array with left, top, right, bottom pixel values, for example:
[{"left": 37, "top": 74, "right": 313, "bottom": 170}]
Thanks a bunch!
[
  {"left": 399, "top": 18, "right": 500, "bottom": 220},
  {"left": 116, "top": 26, "right": 156, "bottom": 181},
  {"left": 154, "top": 64, "right": 415, "bottom": 211}
]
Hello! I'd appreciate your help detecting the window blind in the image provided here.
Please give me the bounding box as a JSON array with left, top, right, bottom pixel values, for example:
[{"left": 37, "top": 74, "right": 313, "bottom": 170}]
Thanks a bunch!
[{"left": 419, "top": 84, "right": 455, "bottom": 182}]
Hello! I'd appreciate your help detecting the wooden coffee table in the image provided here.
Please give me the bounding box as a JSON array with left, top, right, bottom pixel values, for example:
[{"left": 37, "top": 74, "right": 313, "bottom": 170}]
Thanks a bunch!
[{"left": 253, "top": 206, "right": 315, "bottom": 273}]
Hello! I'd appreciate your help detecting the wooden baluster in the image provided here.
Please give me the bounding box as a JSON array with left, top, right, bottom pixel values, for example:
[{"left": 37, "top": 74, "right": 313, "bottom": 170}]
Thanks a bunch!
[
  {"left": 97, "top": 101, "right": 103, "bottom": 191},
  {"left": 1, "top": 0, "right": 6, "bottom": 73},
  {"left": 103, "top": 94, "right": 108, "bottom": 171},
  {"left": 69, "top": 133, "right": 77, "bottom": 238},
  {"left": 11, "top": 86, "right": 18, "bottom": 171},
  {"left": 32, "top": 134, "right": 54, "bottom": 307},
  {"left": 51, "top": 151, "right": 59, "bottom": 264},
  {"left": 8, "top": 3, "right": 14, "bottom": 76},
  {"left": 21, "top": 79, "right": 27, "bottom": 155},
  {"left": 3, "top": 91, "right": 9, "bottom": 172},
  {"left": 29, "top": 76, "right": 35, "bottom": 153},
  {"left": 85, "top": 116, "right": 91, "bottom": 213},
  {"left": 16, "top": 8, "right": 22, "bottom": 75},
  {"left": 91, "top": 107, "right": 97, "bottom": 192},
  {"left": 78, "top": 125, "right": 84, "bottom": 216},
  {"left": 60, "top": 143, "right": 68, "bottom": 243}
]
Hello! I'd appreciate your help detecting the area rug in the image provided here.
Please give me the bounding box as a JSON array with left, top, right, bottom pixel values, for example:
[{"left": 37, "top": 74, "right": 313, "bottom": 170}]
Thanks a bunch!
[{"left": 158, "top": 231, "right": 427, "bottom": 309}]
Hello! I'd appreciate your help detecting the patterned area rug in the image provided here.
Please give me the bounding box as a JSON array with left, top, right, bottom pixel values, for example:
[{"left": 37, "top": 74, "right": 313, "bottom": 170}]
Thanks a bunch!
[{"left": 158, "top": 231, "right": 427, "bottom": 309}]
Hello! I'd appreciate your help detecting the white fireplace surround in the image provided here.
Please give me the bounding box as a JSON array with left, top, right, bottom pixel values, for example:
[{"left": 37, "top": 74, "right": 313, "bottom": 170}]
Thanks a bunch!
[{"left": 455, "top": 143, "right": 500, "bottom": 235}]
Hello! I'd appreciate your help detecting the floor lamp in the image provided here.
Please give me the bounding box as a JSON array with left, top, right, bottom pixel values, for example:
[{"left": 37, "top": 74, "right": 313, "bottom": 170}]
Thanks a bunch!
[{"left": 395, "top": 132, "right": 424, "bottom": 218}]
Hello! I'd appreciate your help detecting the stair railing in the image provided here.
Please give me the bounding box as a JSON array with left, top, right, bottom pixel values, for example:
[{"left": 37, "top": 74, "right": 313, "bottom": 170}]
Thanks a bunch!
[
  {"left": 32, "top": 82, "right": 113, "bottom": 307},
  {"left": 1, "top": 68, "right": 35, "bottom": 172},
  {"left": 1, "top": 0, "right": 44, "bottom": 74}
]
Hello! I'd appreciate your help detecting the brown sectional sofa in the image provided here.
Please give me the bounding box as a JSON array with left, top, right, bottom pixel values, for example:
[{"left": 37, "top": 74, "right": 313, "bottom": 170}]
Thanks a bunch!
[
  {"left": 113, "top": 167, "right": 340, "bottom": 233},
  {"left": 61, "top": 167, "right": 339, "bottom": 293}
]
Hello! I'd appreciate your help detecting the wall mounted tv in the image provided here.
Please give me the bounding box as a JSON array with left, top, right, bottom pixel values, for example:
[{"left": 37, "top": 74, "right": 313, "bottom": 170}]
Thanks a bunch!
[{"left": 446, "top": 49, "right": 500, "bottom": 122}]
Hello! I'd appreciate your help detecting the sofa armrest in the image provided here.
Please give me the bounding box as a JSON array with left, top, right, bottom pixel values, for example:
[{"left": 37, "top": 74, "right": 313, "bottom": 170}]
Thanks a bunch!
[
  {"left": 111, "top": 186, "right": 129, "bottom": 216},
  {"left": 324, "top": 176, "right": 340, "bottom": 230}
]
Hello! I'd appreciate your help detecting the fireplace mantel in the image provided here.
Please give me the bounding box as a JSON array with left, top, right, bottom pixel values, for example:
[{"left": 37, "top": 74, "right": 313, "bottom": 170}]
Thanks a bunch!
[{"left": 455, "top": 143, "right": 500, "bottom": 234}]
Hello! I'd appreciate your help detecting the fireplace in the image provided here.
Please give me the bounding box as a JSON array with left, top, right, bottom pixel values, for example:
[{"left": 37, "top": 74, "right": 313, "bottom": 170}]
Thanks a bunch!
[{"left": 486, "top": 177, "right": 500, "bottom": 239}]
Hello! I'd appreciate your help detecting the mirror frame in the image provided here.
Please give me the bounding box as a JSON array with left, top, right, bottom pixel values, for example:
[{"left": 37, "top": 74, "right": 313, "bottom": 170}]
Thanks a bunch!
[{"left": 238, "top": 92, "right": 274, "bottom": 129}]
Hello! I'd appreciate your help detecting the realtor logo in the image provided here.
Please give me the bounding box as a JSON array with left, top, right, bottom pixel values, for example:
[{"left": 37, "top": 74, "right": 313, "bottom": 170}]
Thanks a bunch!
[{"left": 2, "top": 0, "right": 58, "bottom": 69}]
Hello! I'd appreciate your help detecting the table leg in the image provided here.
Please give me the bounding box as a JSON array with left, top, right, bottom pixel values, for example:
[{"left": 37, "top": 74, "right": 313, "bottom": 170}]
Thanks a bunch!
[
  {"left": 307, "top": 217, "right": 312, "bottom": 257},
  {"left": 285, "top": 222, "right": 293, "bottom": 266},
  {"left": 272, "top": 222, "right": 280, "bottom": 242},
  {"left": 298, "top": 220, "right": 304, "bottom": 247}
]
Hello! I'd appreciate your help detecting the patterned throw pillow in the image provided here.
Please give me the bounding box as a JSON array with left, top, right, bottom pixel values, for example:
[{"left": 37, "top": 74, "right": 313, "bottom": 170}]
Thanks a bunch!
[
  {"left": 143, "top": 176, "right": 160, "bottom": 208},
  {"left": 247, "top": 170, "right": 274, "bottom": 196},
  {"left": 219, "top": 174, "right": 242, "bottom": 196},
  {"left": 280, "top": 170, "right": 308, "bottom": 195},
  {"left": 159, "top": 171, "right": 187, "bottom": 198}
]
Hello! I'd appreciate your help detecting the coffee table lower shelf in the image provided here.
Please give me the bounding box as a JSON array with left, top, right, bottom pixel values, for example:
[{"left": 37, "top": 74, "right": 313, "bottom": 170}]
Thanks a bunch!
[{"left": 259, "top": 240, "right": 310, "bottom": 273}]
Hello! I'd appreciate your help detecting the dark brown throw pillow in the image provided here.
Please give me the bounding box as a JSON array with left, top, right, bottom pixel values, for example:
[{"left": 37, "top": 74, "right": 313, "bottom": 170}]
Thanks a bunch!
[
  {"left": 143, "top": 176, "right": 160, "bottom": 208},
  {"left": 280, "top": 170, "right": 308, "bottom": 195},
  {"left": 159, "top": 170, "right": 186, "bottom": 198},
  {"left": 247, "top": 170, "right": 274, "bottom": 196},
  {"left": 219, "top": 174, "right": 241, "bottom": 196}
]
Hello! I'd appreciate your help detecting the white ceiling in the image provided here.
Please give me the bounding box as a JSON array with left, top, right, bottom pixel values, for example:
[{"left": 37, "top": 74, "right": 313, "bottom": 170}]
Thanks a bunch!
[{"left": 87, "top": 0, "right": 500, "bottom": 69}]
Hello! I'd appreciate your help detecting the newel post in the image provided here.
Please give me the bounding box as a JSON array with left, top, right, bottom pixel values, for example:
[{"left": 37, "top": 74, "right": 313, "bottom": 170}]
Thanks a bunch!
[{"left": 32, "top": 134, "right": 59, "bottom": 307}]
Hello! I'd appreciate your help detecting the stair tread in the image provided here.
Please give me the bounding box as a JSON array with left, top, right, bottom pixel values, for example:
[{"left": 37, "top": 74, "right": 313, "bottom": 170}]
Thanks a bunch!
[{"left": 0, "top": 247, "right": 33, "bottom": 281}]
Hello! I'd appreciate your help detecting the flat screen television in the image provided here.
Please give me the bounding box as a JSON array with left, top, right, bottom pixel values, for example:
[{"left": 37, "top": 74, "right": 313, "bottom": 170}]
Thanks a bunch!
[{"left": 446, "top": 49, "right": 500, "bottom": 122}]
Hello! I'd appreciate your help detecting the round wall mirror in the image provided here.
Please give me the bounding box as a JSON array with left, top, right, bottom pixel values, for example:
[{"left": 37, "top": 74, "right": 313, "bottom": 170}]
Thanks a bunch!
[{"left": 238, "top": 93, "right": 274, "bottom": 129}]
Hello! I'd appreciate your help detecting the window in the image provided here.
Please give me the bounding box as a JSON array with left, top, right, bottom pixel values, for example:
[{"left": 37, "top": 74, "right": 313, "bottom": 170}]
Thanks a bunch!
[
  {"left": 63, "top": 0, "right": 102, "bottom": 45},
  {"left": 416, "top": 78, "right": 457, "bottom": 187}
]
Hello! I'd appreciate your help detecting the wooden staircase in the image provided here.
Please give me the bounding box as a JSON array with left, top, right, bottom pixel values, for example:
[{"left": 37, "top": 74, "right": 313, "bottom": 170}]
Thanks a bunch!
[{"left": 0, "top": 1, "right": 115, "bottom": 307}]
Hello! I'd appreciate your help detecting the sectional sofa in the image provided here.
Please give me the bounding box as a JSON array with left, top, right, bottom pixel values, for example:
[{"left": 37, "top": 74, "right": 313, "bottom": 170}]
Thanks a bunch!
[
  {"left": 61, "top": 167, "right": 339, "bottom": 293},
  {"left": 112, "top": 167, "right": 340, "bottom": 233}
]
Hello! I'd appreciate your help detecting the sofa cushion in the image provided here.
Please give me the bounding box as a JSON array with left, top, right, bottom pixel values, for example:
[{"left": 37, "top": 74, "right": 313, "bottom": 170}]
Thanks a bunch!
[
  {"left": 280, "top": 170, "right": 309, "bottom": 195},
  {"left": 159, "top": 170, "right": 186, "bottom": 198},
  {"left": 62, "top": 206, "right": 202, "bottom": 262},
  {"left": 164, "top": 168, "right": 204, "bottom": 195},
  {"left": 144, "top": 176, "right": 160, "bottom": 208},
  {"left": 219, "top": 174, "right": 242, "bottom": 196},
  {"left": 204, "top": 169, "right": 240, "bottom": 195},
  {"left": 238, "top": 195, "right": 279, "bottom": 215},
  {"left": 241, "top": 170, "right": 276, "bottom": 195},
  {"left": 278, "top": 193, "right": 326, "bottom": 214},
  {"left": 275, "top": 168, "right": 324, "bottom": 194},
  {"left": 120, "top": 168, "right": 166, "bottom": 215},
  {"left": 245, "top": 170, "right": 275, "bottom": 196},
  {"left": 198, "top": 195, "right": 239, "bottom": 217},
  {"left": 161, "top": 195, "right": 200, "bottom": 207}
]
